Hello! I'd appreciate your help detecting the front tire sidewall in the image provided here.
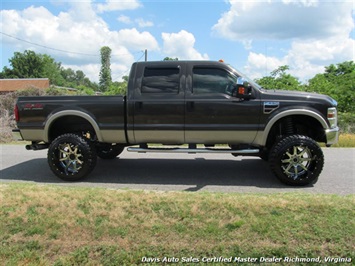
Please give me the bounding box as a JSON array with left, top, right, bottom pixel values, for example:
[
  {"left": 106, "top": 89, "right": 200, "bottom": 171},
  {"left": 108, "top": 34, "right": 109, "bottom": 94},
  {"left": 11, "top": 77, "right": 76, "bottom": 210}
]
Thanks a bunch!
[
  {"left": 269, "top": 135, "right": 324, "bottom": 186},
  {"left": 48, "top": 133, "right": 97, "bottom": 181}
]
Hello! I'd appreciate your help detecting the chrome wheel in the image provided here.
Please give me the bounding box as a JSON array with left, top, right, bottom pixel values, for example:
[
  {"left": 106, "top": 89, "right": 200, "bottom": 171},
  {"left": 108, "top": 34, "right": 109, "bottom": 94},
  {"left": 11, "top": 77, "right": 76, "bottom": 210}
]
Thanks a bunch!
[
  {"left": 281, "top": 146, "right": 314, "bottom": 180},
  {"left": 48, "top": 133, "right": 97, "bottom": 181},
  {"left": 269, "top": 135, "right": 324, "bottom": 186},
  {"left": 59, "top": 143, "right": 84, "bottom": 175}
]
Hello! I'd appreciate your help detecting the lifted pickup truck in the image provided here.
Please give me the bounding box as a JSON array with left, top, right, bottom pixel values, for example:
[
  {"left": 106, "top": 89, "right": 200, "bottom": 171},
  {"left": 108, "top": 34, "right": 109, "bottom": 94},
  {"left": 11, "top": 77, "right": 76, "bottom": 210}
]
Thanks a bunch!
[{"left": 13, "top": 60, "right": 339, "bottom": 185}]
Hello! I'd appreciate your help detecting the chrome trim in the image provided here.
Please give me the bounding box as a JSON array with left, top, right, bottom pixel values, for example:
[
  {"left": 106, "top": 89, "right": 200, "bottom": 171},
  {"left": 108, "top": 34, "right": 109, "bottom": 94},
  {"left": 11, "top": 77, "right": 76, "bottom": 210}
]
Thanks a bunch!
[
  {"left": 127, "top": 147, "right": 260, "bottom": 154},
  {"left": 263, "top": 102, "right": 279, "bottom": 114},
  {"left": 44, "top": 110, "right": 102, "bottom": 142},
  {"left": 325, "top": 126, "right": 339, "bottom": 145}
]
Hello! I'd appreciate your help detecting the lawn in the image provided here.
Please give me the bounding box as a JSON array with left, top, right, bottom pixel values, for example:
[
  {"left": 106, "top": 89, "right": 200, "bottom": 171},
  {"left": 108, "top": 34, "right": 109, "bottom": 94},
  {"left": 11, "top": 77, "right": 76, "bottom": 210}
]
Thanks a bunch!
[{"left": 0, "top": 183, "right": 353, "bottom": 265}]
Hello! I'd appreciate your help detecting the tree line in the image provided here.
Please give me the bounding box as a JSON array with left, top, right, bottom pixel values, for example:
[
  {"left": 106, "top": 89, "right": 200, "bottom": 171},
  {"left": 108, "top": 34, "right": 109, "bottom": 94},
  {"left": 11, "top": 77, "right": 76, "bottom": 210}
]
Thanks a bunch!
[
  {"left": 1, "top": 50, "right": 354, "bottom": 113},
  {"left": 255, "top": 62, "right": 355, "bottom": 113},
  {"left": 0, "top": 48, "right": 127, "bottom": 95}
]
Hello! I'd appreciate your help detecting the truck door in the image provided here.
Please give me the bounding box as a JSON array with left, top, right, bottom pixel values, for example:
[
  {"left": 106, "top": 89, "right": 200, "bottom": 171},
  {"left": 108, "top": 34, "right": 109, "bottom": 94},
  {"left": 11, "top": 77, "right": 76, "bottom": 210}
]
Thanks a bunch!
[
  {"left": 185, "top": 65, "right": 261, "bottom": 144},
  {"left": 132, "top": 63, "right": 185, "bottom": 144}
]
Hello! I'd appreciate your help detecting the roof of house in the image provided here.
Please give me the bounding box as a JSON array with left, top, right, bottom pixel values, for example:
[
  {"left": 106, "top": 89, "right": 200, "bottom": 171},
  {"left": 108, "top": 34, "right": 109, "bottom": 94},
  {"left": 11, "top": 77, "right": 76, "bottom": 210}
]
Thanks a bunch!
[{"left": 0, "top": 78, "right": 49, "bottom": 92}]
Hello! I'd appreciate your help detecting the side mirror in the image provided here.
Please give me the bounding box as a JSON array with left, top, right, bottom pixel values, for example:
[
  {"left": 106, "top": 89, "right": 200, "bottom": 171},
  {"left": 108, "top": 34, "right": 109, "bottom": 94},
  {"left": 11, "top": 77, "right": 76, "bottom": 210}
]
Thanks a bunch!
[{"left": 234, "top": 82, "right": 253, "bottom": 99}]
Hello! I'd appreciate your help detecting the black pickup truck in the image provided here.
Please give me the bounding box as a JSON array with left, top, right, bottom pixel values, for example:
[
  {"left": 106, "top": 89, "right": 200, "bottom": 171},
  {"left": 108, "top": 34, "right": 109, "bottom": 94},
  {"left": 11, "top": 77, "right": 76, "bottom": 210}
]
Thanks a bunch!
[{"left": 12, "top": 60, "right": 339, "bottom": 185}]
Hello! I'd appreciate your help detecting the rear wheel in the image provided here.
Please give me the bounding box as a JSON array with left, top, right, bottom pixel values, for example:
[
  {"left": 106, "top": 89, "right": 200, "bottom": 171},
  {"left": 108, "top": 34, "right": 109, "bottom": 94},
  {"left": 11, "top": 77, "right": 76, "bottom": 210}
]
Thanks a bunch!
[
  {"left": 269, "top": 135, "right": 324, "bottom": 186},
  {"left": 48, "top": 133, "right": 97, "bottom": 181}
]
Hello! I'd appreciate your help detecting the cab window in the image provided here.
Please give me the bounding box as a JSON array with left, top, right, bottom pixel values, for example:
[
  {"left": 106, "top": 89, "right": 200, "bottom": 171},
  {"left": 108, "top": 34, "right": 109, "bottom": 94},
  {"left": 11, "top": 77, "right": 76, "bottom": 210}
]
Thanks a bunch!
[
  {"left": 192, "top": 68, "right": 237, "bottom": 95},
  {"left": 142, "top": 67, "right": 179, "bottom": 93}
]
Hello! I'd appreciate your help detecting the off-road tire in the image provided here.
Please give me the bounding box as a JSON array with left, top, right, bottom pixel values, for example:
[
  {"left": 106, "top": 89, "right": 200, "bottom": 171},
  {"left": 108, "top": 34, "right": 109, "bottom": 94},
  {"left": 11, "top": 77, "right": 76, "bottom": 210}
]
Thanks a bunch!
[
  {"left": 48, "top": 133, "right": 97, "bottom": 181},
  {"left": 96, "top": 143, "right": 124, "bottom": 160},
  {"left": 269, "top": 135, "right": 324, "bottom": 186}
]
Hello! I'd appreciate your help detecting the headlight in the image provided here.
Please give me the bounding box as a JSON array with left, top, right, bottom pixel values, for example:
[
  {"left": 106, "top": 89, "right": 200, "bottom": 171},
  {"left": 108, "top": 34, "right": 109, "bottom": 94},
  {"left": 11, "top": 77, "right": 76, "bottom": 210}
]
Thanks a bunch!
[{"left": 327, "top": 107, "right": 337, "bottom": 129}]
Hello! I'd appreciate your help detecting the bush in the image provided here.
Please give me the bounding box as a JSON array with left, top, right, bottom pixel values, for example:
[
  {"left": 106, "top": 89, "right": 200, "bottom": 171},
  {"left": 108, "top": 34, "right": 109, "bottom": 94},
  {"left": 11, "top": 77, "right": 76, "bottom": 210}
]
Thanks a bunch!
[
  {"left": 0, "top": 88, "right": 72, "bottom": 143},
  {"left": 338, "top": 112, "right": 355, "bottom": 134}
]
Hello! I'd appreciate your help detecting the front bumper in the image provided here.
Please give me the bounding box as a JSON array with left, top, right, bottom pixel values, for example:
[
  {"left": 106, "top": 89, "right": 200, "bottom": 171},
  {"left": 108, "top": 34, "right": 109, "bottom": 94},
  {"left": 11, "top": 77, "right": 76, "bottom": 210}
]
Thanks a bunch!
[
  {"left": 12, "top": 129, "right": 23, "bottom": 141},
  {"left": 325, "top": 126, "right": 339, "bottom": 146}
]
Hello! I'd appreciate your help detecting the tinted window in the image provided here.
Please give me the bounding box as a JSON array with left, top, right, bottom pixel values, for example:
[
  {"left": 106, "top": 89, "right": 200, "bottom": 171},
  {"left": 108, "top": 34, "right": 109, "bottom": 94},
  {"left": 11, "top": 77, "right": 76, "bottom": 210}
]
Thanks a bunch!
[
  {"left": 193, "top": 68, "right": 237, "bottom": 95},
  {"left": 142, "top": 67, "right": 179, "bottom": 93}
]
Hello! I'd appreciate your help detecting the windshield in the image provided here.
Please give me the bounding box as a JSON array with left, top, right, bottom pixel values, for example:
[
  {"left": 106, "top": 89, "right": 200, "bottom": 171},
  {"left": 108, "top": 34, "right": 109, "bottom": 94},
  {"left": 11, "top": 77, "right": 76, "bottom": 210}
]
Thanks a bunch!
[{"left": 226, "top": 64, "right": 263, "bottom": 90}]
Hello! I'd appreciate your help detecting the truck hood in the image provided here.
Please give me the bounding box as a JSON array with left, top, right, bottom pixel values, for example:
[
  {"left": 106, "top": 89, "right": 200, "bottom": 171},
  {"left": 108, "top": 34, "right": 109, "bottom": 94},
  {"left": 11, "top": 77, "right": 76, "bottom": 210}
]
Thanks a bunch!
[{"left": 261, "top": 89, "right": 338, "bottom": 107}]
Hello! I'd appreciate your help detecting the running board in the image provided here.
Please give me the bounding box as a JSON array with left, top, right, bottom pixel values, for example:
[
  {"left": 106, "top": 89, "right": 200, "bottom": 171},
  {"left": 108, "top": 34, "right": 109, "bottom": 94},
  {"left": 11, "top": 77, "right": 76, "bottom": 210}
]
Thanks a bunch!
[{"left": 127, "top": 147, "right": 260, "bottom": 154}]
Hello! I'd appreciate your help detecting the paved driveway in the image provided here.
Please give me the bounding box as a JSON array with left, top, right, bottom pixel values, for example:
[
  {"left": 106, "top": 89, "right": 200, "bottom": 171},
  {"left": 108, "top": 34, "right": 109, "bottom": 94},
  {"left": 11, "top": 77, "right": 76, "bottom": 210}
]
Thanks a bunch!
[{"left": 0, "top": 145, "right": 354, "bottom": 195}]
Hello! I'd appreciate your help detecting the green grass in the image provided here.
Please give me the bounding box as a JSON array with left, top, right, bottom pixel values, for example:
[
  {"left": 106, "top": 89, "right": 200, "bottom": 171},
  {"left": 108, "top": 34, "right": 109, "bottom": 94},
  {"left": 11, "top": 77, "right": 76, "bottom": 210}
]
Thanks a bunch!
[{"left": 0, "top": 183, "right": 354, "bottom": 265}]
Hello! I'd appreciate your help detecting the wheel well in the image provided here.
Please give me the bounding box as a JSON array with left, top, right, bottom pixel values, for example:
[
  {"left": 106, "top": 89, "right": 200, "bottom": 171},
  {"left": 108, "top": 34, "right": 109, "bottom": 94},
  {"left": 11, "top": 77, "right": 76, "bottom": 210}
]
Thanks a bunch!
[
  {"left": 265, "top": 115, "right": 326, "bottom": 149},
  {"left": 48, "top": 115, "right": 96, "bottom": 142}
]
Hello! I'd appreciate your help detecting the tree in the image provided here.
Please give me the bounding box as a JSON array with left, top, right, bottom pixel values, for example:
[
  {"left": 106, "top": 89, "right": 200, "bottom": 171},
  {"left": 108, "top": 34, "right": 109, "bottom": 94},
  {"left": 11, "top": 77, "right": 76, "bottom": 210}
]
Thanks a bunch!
[
  {"left": 307, "top": 61, "right": 355, "bottom": 113},
  {"left": 2, "top": 50, "right": 45, "bottom": 78},
  {"left": 1, "top": 50, "right": 65, "bottom": 85},
  {"left": 163, "top": 57, "right": 178, "bottom": 61},
  {"left": 104, "top": 76, "right": 129, "bottom": 95},
  {"left": 325, "top": 61, "right": 355, "bottom": 77},
  {"left": 42, "top": 54, "right": 65, "bottom": 85},
  {"left": 255, "top": 65, "right": 301, "bottom": 91},
  {"left": 99, "top": 46, "right": 112, "bottom": 92},
  {"left": 1, "top": 50, "right": 99, "bottom": 92}
]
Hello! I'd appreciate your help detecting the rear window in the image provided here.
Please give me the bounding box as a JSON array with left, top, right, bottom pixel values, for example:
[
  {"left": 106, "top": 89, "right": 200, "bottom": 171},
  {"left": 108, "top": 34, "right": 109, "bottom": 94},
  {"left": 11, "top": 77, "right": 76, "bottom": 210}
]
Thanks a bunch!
[{"left": 142, "top": 67, "right": 179, "bottom": 93}]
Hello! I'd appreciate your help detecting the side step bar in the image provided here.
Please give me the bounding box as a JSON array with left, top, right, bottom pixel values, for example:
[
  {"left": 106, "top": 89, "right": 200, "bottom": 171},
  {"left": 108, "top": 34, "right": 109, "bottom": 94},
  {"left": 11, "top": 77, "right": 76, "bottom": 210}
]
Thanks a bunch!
[{"left": 127, "top": 147, "right": 260, "bottom": 154}]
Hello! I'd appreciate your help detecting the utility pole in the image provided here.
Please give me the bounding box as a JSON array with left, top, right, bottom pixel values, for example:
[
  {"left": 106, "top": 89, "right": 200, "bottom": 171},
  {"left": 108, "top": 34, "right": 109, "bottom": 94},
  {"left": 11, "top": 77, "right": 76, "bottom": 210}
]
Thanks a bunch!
[{"left": 145, "top": 49, "right": 147, "bottom": 61}]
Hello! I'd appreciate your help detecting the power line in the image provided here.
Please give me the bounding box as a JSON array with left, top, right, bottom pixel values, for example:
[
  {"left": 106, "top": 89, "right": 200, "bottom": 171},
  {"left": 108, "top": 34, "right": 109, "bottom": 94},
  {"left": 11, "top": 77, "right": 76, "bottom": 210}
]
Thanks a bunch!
[
  {"left": 1, "top": 31, "right": 141, "bottom": 57},
  {"left": 112, "top": 50, "right": 145, "bottom": 81}
]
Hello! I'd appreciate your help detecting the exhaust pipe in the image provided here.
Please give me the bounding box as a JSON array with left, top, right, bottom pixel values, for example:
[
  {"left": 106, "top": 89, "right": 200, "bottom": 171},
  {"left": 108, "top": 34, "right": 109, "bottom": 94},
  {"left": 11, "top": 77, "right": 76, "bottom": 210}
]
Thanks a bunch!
[{"left": 26, "top": 143, "right": 49, "bottom": 151}]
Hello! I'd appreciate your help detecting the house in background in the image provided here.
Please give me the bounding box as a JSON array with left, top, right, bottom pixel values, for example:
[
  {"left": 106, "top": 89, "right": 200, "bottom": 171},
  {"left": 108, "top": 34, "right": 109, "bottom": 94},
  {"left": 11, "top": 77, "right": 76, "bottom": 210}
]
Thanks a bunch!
[{"left": 0, "top": 78, "right": 49, "bottom": 94}]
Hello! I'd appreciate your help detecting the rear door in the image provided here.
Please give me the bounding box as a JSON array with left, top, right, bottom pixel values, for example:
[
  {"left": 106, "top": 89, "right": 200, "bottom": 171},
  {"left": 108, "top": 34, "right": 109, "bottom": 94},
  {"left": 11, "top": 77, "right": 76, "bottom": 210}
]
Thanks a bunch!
[
  {"left": 184, "top": 64, "right": 261, "bottom": 144},
  {"left": 132, "top": 62, "right": 185, "bottom": 144}
]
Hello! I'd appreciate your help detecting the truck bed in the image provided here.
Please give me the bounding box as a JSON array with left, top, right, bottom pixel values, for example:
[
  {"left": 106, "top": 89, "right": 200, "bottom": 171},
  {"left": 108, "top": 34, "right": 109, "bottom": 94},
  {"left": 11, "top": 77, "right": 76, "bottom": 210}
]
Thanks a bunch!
[{"left": 16, "top": 95, "right": 127, "bottom": 143}]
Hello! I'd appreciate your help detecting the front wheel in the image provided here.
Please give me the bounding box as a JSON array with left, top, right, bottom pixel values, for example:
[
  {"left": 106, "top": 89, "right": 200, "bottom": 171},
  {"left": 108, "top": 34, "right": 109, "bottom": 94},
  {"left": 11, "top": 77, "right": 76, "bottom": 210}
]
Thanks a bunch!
[
  {"left": 269, "top": 135, "right": 324, "bottom": 186},
  {"left": 48, "top": 133, "right": 97, "bottom": 181}
]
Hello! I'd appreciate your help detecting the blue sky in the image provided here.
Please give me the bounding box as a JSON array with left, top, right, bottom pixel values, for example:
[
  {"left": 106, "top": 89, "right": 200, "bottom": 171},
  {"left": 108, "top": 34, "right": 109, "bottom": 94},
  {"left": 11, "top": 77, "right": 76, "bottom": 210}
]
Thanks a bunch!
[{"left": 1, "top": 0, "right": 354, "bottom": 82}]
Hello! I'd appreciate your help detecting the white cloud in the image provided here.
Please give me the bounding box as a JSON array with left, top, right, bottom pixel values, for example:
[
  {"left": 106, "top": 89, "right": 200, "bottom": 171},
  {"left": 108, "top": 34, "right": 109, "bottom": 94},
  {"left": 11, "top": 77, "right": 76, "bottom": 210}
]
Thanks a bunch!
[
  {"left": 244, "top": 36, "right": 355, "bottom": 81},
  {"left": 117, "top": 16, "right": 153, "bottom": 27},
  {"left": 117, "top": 28, "right": 158, "bottom": 50},
  {"left": 118, "top": 15, "right": 132, "bottom": 24},
  {"left": 162, "top": 30, "right": 209, "bottom": 60},
  {"left": 0, "top": 4, "right": 158, "bottom": 82},
  {"left": 68, "top": 1, "right": 98, "bottom": 22},
  {"left": 244, "top": 52, "right": 285, "bottom": 79},
  {"left": 96, "top": 0, "right": 141, "bottom": 13},
  {"left": 135, "top": 18, "right": 153, "bottom": 28},
  {"left": 213, "top": 0, "right": 354, "bottom": 42},
  {"left": 282, "top": 0, "right": 319, "bottom": 7},
  {"left": 214, "top": 0, "right": 355, "bottom": 81},
  {"left": 63, "top": 63, "right": 101, "bottom": 83}
]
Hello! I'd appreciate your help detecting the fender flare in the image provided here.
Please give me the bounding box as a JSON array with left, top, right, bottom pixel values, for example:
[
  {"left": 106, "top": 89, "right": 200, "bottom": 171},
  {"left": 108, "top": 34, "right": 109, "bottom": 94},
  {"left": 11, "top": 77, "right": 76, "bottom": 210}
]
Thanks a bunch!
[
  {"left": 44, "top": 110, "right": 103, "bottom": 142},
  {"left": 256, "top": 109, "right": 328, "bottom": 146}
]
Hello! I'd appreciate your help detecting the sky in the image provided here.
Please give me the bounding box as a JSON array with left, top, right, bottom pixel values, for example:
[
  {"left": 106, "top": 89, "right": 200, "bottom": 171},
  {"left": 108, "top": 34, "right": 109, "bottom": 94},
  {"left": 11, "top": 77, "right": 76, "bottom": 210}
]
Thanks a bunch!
[{"left": 1, "top": 0, "right": 354, "bottom": 83}]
